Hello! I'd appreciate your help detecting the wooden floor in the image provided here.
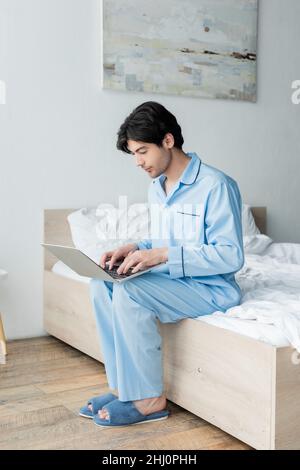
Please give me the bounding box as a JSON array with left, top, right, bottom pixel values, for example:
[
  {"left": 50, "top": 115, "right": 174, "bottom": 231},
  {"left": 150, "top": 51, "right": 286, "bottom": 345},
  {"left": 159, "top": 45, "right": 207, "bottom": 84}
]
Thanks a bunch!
[{"left": 0, "top": 336, "right": 251, "bottom": 450}]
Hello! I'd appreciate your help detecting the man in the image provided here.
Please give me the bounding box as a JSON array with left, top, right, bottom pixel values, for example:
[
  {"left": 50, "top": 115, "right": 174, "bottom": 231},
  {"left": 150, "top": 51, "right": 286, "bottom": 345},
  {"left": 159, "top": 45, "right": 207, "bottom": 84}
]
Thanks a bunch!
[{"left": 79, "top": 101, "right": 244, "bottom": 427}]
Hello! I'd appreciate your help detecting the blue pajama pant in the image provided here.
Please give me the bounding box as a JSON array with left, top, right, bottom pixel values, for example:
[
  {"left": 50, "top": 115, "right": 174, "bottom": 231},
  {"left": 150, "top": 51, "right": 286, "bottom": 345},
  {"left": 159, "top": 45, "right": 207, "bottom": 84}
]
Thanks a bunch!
[{"left": 89, "top": 272, "right": 240, "bottom": 401}]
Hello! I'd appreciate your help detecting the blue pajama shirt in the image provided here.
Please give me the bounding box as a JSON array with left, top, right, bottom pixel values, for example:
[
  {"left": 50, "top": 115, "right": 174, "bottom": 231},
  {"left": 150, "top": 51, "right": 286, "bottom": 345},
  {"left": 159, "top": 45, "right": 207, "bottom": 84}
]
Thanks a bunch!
[{"left": 90, "top": 152, "right": 245, "bottom": 401}]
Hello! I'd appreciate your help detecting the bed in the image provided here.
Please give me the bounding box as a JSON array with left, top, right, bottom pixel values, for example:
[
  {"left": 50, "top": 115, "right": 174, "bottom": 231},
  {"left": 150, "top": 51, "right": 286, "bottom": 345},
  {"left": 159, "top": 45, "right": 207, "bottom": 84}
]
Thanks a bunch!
[{"left": 43, "top": 207, "right": 300, "bottom": 450}]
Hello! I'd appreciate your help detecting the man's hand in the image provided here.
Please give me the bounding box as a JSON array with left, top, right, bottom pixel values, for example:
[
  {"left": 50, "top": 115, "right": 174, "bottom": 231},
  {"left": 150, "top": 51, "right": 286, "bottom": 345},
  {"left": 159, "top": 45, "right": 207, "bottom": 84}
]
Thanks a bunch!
[
  {"left": 99, "top": 243, "right": 139, "bottom": 270},
  {"left": 116, "top": 247, "right": 168, "bottom": 275}
]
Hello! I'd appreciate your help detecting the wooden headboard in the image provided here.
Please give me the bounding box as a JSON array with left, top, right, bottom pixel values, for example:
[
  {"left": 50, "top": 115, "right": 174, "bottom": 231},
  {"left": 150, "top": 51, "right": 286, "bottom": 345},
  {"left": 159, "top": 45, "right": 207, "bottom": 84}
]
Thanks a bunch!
[{"left": 43, "top": 207, "right": 267, "bottom": 270}]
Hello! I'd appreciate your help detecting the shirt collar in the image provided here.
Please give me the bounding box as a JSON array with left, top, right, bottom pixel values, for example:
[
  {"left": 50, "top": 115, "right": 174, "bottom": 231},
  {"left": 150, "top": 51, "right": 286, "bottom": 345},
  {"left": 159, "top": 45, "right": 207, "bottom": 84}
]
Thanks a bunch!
[
  {"left": 155, "top": 152, "right": 202, "bottom": 187},
  {"left": 179, "top": 152, "right": 202, "bottom": 184}
]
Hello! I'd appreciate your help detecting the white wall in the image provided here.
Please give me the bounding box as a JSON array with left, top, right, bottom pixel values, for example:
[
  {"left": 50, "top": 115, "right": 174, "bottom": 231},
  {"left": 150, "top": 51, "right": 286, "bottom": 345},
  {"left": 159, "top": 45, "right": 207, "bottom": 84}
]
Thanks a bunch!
[{"left": 0, "top": 0, "right": 299, "bottom": 339}]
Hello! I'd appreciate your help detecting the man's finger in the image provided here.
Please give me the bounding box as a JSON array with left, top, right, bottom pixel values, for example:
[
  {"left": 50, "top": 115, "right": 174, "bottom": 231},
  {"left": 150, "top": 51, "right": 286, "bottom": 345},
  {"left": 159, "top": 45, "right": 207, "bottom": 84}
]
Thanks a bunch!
[
  {"left": 108, "top": 251, "right": 126, "bottom": 270},
  {"left": 100, "top": 251, "right": 112, "bottom": 268},
  {"left": 117, "top": 255, "right": 138, "bottom": 274},
  {"left": 109, "top": 254, "right": 119, "bottom": 270},
  {"left": 131, "top": 262, "right": 144, "bottom": 274},
  {"left": 116, "top": 260, "right": 132, "bottom": 274}
]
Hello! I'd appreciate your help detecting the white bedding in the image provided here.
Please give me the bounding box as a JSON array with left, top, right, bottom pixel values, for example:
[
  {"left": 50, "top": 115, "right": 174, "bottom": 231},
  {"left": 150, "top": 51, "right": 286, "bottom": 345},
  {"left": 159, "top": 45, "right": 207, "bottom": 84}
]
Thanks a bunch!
[
  {"left": 199, "top": 253, "right": 300, "bottom": 351},
  {"left": 51, "top": 243, "right": 300, "bottom": 352}
]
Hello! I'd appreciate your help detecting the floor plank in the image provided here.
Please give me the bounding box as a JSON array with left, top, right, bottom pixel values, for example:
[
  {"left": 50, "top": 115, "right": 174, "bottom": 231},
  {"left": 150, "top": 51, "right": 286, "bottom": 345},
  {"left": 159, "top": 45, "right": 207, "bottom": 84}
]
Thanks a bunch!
[{"left": 0, "top": 337, "right": 251, "bottom": 450}]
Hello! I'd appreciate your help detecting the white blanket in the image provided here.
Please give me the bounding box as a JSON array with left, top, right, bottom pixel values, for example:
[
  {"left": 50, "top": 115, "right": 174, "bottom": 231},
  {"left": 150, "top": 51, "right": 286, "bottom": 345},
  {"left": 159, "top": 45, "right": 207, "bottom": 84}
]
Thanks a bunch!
[{"left": 199, "top": 253, "right": 300, "bottom": 352}]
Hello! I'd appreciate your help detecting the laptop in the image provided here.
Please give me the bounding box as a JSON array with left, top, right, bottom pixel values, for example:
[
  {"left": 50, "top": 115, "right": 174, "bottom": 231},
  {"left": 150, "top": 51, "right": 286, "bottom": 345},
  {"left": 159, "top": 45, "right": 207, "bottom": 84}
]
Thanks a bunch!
[{"left": 41, "top": 243, "right": 167, "bottom": 283}]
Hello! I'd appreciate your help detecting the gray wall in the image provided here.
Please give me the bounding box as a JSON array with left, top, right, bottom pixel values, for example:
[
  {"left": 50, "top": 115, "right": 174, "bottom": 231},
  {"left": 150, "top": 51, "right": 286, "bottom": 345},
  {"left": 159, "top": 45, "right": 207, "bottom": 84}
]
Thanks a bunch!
[{"left": 0, "top": 0, "right": 299, "bottom": 339}]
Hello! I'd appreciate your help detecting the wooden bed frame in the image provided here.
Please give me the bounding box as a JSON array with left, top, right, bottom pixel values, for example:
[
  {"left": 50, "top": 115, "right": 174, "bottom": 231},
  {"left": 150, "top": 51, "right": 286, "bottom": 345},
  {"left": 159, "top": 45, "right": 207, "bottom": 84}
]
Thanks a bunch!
[{"left": 43, "top": 208, "right": 300, "bottom": 450}]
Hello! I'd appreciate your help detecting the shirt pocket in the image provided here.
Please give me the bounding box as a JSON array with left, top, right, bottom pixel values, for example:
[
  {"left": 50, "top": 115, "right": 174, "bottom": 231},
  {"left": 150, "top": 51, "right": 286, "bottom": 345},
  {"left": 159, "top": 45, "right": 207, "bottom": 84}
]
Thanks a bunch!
[{"left": 172, "top": 204, "right": 204, "bottom": 244}]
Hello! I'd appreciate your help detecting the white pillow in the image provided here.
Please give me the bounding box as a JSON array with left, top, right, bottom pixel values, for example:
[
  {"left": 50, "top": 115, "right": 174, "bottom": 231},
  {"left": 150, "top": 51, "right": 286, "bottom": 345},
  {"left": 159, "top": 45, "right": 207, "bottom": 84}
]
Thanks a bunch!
[
  {"left": 243, "top": 234, "right": 273, "bottom": 255},
  {"left": 67, "top": 203, "right": 150, "bottom": 262},
  {"left": 241, "top": 204, "right": 273, "bottom": 254},
  {"left": 242, "top": 204, "right": 260, "bottom": 236}
]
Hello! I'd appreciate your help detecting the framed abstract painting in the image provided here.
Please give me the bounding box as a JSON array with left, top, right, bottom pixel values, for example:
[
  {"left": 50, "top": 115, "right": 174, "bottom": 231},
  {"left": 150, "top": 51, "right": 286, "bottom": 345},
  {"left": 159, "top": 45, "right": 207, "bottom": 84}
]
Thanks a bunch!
[{"left": 101, "top": 0, "right": 258, "bottom": 102}]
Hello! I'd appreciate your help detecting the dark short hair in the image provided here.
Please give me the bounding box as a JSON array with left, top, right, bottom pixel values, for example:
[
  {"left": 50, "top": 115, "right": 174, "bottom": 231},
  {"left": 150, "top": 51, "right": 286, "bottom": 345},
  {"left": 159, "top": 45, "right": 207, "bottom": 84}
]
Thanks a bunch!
[{"left": 116, "top": 101, "right": 184, "bottom": 154}]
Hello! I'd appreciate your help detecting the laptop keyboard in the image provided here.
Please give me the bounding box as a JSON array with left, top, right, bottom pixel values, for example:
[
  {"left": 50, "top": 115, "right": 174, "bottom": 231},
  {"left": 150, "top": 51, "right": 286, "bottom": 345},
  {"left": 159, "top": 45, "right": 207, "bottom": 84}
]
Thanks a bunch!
[{"left": 103, "top": 264, "right": 135, "bottom": 279}]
